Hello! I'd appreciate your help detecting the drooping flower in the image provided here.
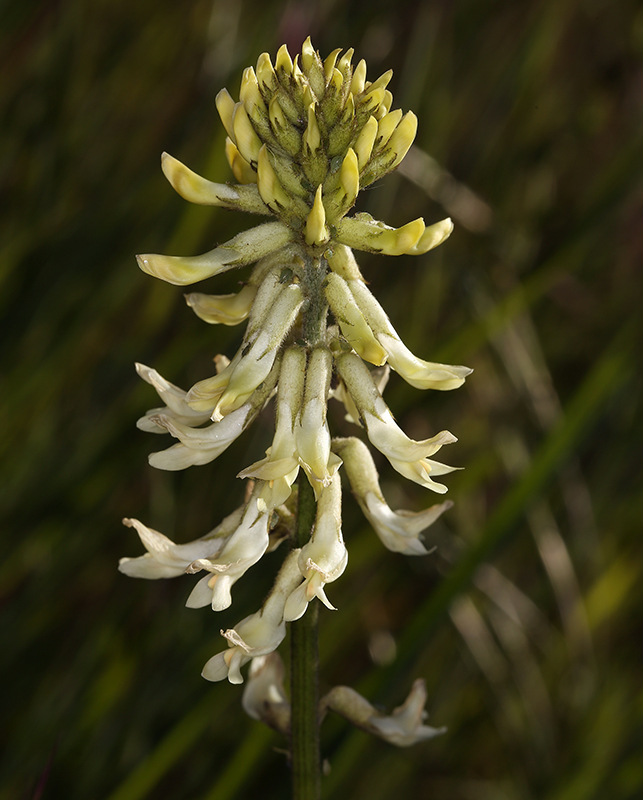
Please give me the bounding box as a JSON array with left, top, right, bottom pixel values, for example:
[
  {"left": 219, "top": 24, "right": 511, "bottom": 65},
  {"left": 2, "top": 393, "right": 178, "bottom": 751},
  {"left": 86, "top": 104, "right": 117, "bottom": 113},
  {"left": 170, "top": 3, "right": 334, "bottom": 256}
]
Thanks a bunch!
[
  {"left": 119, "top": 507, "right": 243, "bottom": 579},
  {"left": 238, "top": 345, "right": 306, "bottom": 511},
  {"left": 321, "top": 678, "right": 446, "bottom": 747},
  {"left": 333, "top": 437, "right": 452, "bottom": 555},
  {"left": 334, "top": 350, "right": 459, "bottom": 493},
  {"left": 202, "top": 549, "right": 303, "bottom": 684},
  {"left": 241, "top": 652, "right": 291, "bottom": 735},
  {"left": 183, "top": 483, "right": 273, "bottom": 611},
  {"left": 284, "top": 472, "right": 347, "bottom": 621}
]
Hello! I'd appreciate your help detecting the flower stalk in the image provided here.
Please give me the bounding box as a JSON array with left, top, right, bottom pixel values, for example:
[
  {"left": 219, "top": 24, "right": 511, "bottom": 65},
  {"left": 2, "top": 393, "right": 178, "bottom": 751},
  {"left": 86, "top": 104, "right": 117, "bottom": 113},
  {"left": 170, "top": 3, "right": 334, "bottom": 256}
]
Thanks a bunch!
[{"left": 290, "top": 473, "right": 321, "bottom": 799}]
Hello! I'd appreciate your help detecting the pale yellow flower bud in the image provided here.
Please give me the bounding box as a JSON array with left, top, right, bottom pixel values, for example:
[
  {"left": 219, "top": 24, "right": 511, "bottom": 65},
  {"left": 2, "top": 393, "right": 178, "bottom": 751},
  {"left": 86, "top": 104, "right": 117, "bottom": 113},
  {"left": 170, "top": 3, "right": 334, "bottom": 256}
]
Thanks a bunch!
[
  {"left": 353, "top": 116, "right": 378, "bottom": 170},
  {"left": 368, "top": 69, "right": 393, "bottom": 94},
  {"left": 240, "top": 67, "right": 266, "bottom": 120},
  {"left": 379, "top": 89, "right": 393, "bottom": 116},
  {"left": 336, "top": 48, "right": 354, "bottom": 80},
  {"left": 305, "top": 185, "right": 329, "bottom": 246},
  {"left": 304, "top": 103, "right": 322, "bottom": 153},
  {"left": 327, "top": 66, "right": 344, "bottom": 95},
  {"left": 225, "top": 138, "right": 257, "bottom": 185},
  {"left": 323, "top": 48, "right": 342, "bottom": 79},
  {"left": 268, "top": 95, "right": 287, "bottom": 130},
  {"left": 376, "top": 109, "right": 403, "bottom": 148},
  {"left": 255, "top": 52, "right": 277, "bottom": 92},
  {"left": 160, "top": 152, "right": 266, "bottom": 213},
  {"left": 362, "top": 86, "right": 386, "bottom": 115},
  {"left": 232, "top": 103, "right": 263, "bottom": 167},
  {"left": 350, "top": 59, "right": 367, "bottom": 95},
  {"left": 275, "top": 43, "right": 293, "bottom": 75},
  {"left": 256, "top": 145, "right": 290, "bottom": 211},
  {"left": 215, "top": 88, "right": 236, "bottom": 141},
  {"left": 338, "top": 148, "right": 360, "bottom": 210},
  {"left": 384, "top": 110, "right": 418, "bottom": 167}
]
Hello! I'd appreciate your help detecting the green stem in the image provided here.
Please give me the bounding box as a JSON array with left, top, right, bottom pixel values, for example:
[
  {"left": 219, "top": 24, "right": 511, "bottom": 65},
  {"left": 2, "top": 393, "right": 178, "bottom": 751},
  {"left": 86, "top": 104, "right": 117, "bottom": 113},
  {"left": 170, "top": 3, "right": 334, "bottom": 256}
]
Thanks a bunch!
[
  {"left": 301, "top": 251, "right": 328, "bottom": 345},
  {"left": 290, "top": 467, "right": 321, "bottom": 799}
]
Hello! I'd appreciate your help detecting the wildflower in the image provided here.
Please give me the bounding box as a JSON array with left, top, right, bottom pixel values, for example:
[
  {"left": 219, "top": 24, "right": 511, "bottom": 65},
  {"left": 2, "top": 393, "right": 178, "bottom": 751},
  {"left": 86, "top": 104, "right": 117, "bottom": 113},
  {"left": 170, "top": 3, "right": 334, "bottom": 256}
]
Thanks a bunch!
[
  {"left": 241, "top": 652, "right": 291, "bottom": 734},
  {"left": 202, "top": 549, "right": 303, "bottom": 683},
  {"left": 119, "top": 508, "right": 243, "bottom": 579},
  {"left": 123, "top": 38, "right": 471, "bottom": 751},
  {"left": 284, "top": 472, "right": 347, "bottom": 621},
  {"left": 321, "top": 679, "right": 446, "bottom": 747},
  {"left": 238, "top": 345, "right": 305, "bottom": 511},
  {"left": 334, "top": 350, "right": 459, "bottom": 493},
  {"left": 334, "top": 437, "right": 453, "bottom": 555},
  {"left": 183, "top": 487, "right": 272, "bottom": 612}
]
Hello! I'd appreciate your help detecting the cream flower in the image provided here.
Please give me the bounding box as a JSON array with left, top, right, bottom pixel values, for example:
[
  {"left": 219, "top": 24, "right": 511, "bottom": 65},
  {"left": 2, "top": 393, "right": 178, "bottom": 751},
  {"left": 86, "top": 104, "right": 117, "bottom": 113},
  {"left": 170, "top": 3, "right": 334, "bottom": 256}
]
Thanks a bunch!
[
  {"left": 147, "top": 366, "right": 278, "bottom": 471},
  {"left": 324, "top": 272, "right": 387, "bottom": 366},
  {"left": 335, "top": 351, "right": 458, "bottom": 493},
  {"left": 118, "top": 506, "right": 243, "bottom": 580},
  {"left": 238, "top": 345, "right": 305, "bottom": 510},
  {"left": 241, "top": 652, "right": 290, "bottom": 734},
  {"left": 147, "top": 399, "right": 259, "bottom": 471},
  {"left": 134, "top": 363, "right": 212, "bottom": 433},
  {"left": 284, "top": 472, "right": 347, "bottom": 621},
  {"left": 202, "top": 550, "right": 303, "bottom": 684},
  {"left": 334, "top": 437, "right": 453, "bottom": 555},
  {"left": 294, "top": 346, "right": 342, "bottom": 498},
  {"left": 184, "top": 486, "right": 272, "bottom": 611},
  {"left": 322, "top": 679, "right": 446, "bottom": 747},
  {"left": 348, "top": 279, "right": 472, "bottom": 390}
]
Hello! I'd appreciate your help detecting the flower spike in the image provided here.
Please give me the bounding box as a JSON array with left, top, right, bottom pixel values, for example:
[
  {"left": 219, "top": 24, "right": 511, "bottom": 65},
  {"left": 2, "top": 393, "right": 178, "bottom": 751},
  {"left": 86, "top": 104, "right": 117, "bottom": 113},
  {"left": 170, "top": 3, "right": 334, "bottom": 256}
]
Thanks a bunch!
[{"left": 123, "top": 40, "right": 470, "bottom": 755}]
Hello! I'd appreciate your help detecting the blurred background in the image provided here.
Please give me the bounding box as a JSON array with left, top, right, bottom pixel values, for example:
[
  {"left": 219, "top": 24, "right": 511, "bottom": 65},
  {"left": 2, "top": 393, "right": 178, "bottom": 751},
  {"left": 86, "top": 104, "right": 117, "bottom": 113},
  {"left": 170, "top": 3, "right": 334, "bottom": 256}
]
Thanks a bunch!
[{"left": 2, "top": 1, "right": 642, "bottom": 798}]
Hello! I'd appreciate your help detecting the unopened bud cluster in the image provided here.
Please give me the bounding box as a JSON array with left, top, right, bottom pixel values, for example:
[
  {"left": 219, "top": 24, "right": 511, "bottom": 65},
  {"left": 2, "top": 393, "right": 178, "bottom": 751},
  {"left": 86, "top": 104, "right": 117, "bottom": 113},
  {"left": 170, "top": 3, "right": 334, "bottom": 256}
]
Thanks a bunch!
[{"left": 121, "top": 40, "right": 470, "bottom": 746}]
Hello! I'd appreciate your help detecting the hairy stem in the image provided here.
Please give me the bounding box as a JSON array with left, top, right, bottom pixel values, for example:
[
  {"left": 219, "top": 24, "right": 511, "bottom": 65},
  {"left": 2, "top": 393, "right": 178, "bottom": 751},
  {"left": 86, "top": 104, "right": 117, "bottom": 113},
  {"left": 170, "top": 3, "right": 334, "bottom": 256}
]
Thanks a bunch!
[
  {"left": 302, "top": 252, "right": 328, "bottom": 345},
  {"left": 290, "top": 460, "right": 321, "bottom": 798}
]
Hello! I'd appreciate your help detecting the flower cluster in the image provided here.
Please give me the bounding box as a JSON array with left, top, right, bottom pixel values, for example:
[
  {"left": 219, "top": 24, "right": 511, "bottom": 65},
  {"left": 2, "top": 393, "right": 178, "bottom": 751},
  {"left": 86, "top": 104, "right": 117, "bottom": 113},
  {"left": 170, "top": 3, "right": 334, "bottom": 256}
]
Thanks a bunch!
[{"left": 121, "top": 39, "right": 470, "bottom": 740}]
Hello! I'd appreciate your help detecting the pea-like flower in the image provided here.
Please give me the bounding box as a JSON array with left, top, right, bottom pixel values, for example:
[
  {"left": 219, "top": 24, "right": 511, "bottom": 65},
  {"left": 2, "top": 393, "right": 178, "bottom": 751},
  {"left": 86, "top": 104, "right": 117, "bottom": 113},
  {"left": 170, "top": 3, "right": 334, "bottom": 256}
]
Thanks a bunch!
[
  {"left": 321, "top": 679, "right": 446, "bottom": 747},
  {"left": 202, "top": 549, "right": 303, "bottom": 684},
  {"left": 334, "top": 437, "right": 452, "bottom": 555},
  {"left": 119, "top": 508, "right": 243, "bottom": 579},
  {"left": 335, "top": 350, "right": 459, "bottom": 493},
  {"left": 284, "top": 472, "right": 347, "bottom": 621}
]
